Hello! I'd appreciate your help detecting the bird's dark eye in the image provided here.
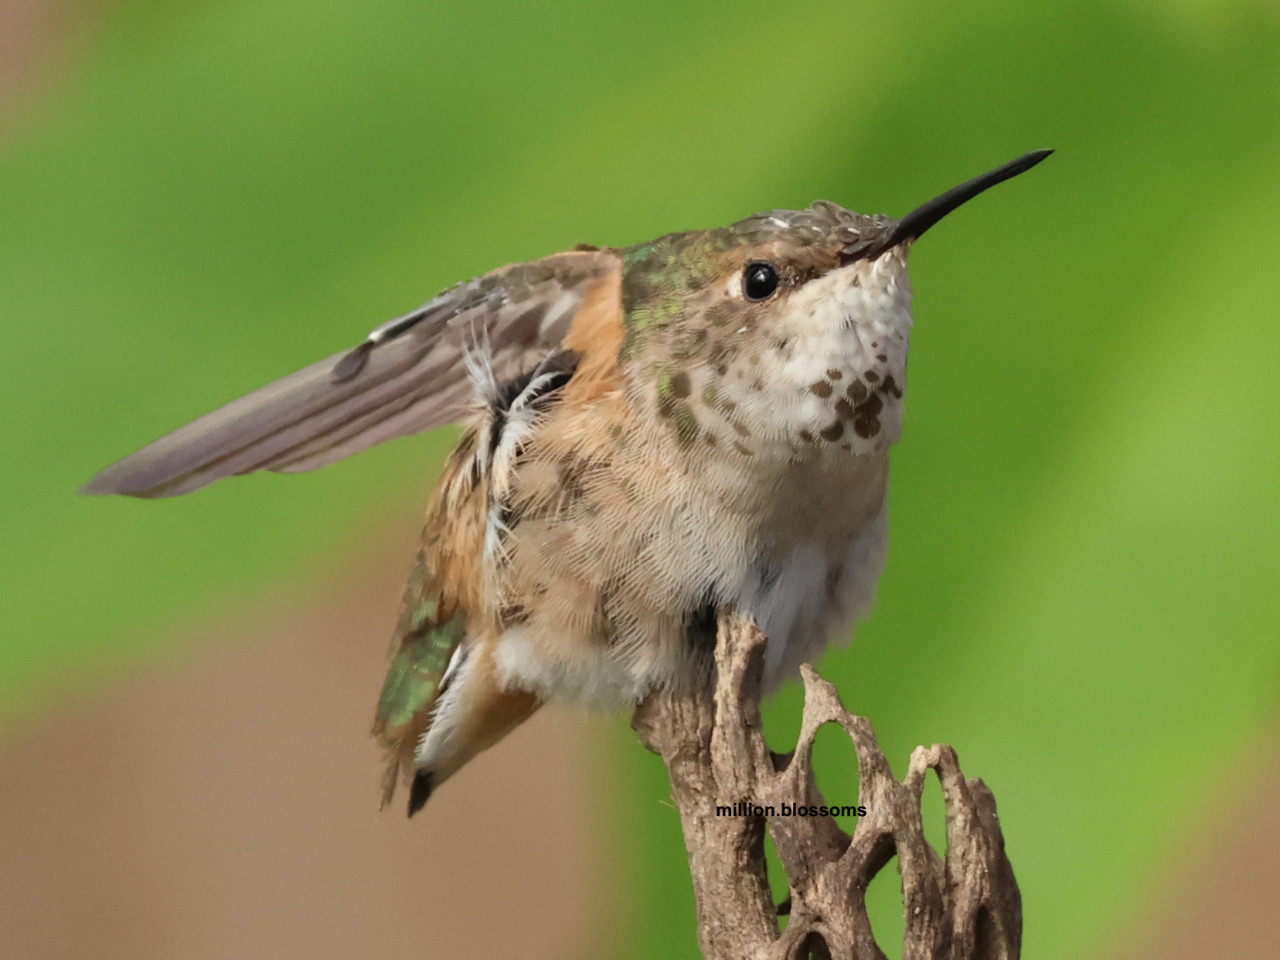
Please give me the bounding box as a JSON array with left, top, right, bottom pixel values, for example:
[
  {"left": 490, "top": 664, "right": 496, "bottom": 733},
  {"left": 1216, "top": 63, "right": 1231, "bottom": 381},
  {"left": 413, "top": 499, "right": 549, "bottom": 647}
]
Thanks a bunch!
[{"left": 743, "top": 261, "right": 780, "bottom": 302}]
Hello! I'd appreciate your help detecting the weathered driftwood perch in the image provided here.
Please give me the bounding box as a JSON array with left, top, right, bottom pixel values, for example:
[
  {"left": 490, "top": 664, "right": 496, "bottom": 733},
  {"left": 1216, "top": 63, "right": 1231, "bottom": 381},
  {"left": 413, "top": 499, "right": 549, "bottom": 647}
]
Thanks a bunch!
[{"left": 632, "top": 611, "right": 1021, "bottom": 960}]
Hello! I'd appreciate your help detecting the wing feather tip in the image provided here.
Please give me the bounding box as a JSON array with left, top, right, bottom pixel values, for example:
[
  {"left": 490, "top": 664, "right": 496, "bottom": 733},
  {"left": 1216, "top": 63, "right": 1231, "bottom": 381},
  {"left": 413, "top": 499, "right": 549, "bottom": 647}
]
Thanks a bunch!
[
  {"left": 78, "top": 475, "right": 114, "bottom": 496},
  {"left": 79, "top": 468, "right": 146, "bottom": 498},
  {"left": 79, "top": 462, "right": 201, "bottom": 499}
]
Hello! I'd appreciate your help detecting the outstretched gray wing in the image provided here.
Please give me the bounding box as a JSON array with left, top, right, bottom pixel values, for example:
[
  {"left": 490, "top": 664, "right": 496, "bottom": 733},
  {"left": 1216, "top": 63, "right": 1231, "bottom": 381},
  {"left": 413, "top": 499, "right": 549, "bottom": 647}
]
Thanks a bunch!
[{"left": 82, "top": 249, "right": 618, "bottom": 498}]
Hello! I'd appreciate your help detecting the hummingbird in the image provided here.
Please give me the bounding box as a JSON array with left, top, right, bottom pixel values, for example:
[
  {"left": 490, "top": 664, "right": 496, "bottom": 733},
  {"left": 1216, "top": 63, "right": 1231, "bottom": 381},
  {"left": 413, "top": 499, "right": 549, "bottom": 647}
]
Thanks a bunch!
[{"left": 83, "top": 149, "right": 1051, "bottom": 816}]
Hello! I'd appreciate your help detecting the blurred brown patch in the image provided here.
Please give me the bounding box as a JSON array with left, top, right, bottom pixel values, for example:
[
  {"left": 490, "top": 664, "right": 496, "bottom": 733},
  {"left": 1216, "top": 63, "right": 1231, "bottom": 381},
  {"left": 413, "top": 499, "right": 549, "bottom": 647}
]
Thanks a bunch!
[
  {"left": 0, "top": 0, "right": 97, "bottom": 111},
  {"left": 0, "top": 0, "right": 58, "bottom": 97},
  {"left": 1108, "top": 723, "right": 1280, "bottom": 960},
  {"left": 0, "top": 520, "right": 605, "bottom": 960}
]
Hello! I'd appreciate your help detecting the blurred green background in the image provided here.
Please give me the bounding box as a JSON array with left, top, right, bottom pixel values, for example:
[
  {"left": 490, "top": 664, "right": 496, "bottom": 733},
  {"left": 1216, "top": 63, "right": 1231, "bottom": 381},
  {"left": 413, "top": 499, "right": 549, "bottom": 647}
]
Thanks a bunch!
[{"left": 3, "top": 0, "right": 1279, "bottom": 956}]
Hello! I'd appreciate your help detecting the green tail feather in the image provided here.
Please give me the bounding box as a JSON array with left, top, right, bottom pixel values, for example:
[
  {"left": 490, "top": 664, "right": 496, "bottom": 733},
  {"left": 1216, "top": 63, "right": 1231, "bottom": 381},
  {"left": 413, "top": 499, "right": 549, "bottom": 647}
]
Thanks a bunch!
[
  {"left": 374, "top": 556, "right": 468, "bottom": 736},
  {"left": 376, "top": 615, "right": 465, "bottom": 732}
]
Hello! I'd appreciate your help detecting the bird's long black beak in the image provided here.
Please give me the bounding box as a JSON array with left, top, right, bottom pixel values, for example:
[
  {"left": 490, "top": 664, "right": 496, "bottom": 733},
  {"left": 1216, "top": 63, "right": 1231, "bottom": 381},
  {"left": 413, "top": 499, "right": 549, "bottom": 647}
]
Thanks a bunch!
[
  {"left": 849, "top": 149, "right": 1052, "bottom": 261},
  {"left": 892, "top": 148, "right": 1053, "bottom": 245}
]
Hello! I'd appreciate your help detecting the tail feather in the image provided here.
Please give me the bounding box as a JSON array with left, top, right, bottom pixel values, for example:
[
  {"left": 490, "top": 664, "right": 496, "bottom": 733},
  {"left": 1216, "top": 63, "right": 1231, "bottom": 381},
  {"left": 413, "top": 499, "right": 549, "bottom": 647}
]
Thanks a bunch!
[
  {"left": 372, "top": 422, "right": 488, "bottom": 811},
  {"left": 408, "top": 771, "right": 435, "bottom": 816},
  {"left": 371, "top": 552, "right": 469, "bottom": 809},
  {"left": 405, "top": 638, "right": 541, "bottom": 815}
]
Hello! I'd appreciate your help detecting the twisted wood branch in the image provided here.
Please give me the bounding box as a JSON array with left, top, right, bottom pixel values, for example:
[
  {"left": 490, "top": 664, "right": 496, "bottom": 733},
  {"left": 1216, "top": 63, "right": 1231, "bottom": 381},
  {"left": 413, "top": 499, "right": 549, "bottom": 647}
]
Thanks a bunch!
[{"left": 632, "top": 611, "right": 1021, "bottom": 960}]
